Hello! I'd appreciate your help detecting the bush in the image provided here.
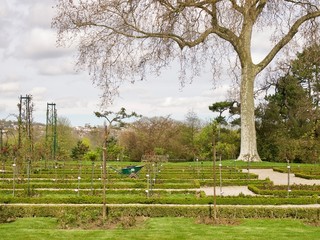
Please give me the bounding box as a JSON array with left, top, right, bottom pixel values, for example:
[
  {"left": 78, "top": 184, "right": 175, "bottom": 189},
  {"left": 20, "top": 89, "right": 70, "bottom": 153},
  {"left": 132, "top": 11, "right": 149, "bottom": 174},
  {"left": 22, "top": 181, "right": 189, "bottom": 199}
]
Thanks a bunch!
[
  {"left": 248, "top": 184, "right": 320, "bottom": 198},
  {"left": 1, "top": 205, "right": 320, "bottom": 221},
  {"left": 0, "top": 206, "right": 16, "bottom": 223}
]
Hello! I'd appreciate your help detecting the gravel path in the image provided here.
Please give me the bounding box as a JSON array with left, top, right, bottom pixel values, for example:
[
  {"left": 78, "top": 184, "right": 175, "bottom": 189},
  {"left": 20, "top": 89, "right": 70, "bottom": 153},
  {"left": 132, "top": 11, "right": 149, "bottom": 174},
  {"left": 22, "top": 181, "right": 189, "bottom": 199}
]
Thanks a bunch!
[
  {"left": 202, "top": 168, "right": 320, "bottom": 196},
  {"left": 200, "top": 186, "right": 256, "bottom": 196}
]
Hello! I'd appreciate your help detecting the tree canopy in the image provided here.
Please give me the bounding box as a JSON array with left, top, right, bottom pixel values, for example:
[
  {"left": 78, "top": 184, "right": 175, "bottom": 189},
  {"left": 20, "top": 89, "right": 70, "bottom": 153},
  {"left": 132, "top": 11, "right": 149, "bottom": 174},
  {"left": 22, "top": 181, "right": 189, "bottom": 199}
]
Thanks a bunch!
[
  {"left": 257, "top": 44, "right": 320, "bottom": 163},
  {"left": 53, "top": 1, "right": 320, "bottom": 162}
]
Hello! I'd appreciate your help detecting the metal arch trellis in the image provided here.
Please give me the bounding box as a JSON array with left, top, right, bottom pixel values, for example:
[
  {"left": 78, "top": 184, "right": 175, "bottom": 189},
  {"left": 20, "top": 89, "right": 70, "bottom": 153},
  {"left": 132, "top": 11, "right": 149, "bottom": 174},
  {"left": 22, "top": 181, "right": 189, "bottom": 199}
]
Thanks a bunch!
[
  {"left": 17, "top": 94, "right": 34, "bottom": 193},
  {"left": 18, "top": 95, "right": 33, "bottom": 152},
  {"left": 46, "top": 103, "right": 58, "bottom": 166}
]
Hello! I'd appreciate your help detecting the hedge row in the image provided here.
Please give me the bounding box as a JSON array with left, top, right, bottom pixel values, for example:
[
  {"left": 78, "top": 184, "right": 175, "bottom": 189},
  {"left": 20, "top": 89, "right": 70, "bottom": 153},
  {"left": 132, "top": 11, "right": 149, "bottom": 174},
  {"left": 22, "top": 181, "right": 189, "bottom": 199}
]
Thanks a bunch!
[
  {"left": 157, "top": 173, "right": 258, "bottom": 180},
  {"left": 0, "top": 195, "right": 318, "bottom": 205},
  {"left": 0, "top": 181, "right": 200, "bottom": 190},
  {"left": 0, "top": 189, "right": 199, "bottom": 198},
  {"left": 0, "top": 179, "right": 267, "bottom": 191},
  {"left": 1, "top": 172, "right": 255, "bottom": 181},
  {"left": 294, "top": 173, "right": 320, "bottom": 180},
  {"left": 249, "top": 183, "right": 320, "bottom": 190},
  {"left": 248, "top": 184, "right": 320, "bottom": 197},
  {"left": 273, "top": 167, "right": 320, "bottom": 180},
  {"left": 1, "top": 204, "right": 320, "bottom": 222}
]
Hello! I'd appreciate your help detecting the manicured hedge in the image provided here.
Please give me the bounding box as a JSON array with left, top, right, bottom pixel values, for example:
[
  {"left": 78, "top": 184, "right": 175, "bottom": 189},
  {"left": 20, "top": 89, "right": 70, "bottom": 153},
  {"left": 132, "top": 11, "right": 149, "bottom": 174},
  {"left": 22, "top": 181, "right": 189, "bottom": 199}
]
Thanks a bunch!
[
  {"left": 273, "top": 167, "right": 320, "bottom": 180},
  {"left": 294, "top": 173, "right": 320, "bottom": 180},
  {"left": 1, "top": 204, "right": 320, "bottom": 222},
  {"left": 0, "top": 194, "right": 319, "bottom": 205},
  {"left": 0, "top": 179, "right": 204, "bottom": 190},
  {"left": 248, "top": 184, "right": 320, "bottom": 197}
]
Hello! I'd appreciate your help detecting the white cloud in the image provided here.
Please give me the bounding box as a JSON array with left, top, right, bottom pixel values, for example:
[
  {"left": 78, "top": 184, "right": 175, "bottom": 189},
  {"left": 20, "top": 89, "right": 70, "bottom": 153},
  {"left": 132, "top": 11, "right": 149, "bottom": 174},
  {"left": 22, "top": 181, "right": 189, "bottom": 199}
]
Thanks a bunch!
[
  {"left": 55, "top": 96, "right": 97, "bottom": 111},
  {"left": 204, "top": 84, "right": 230, "bottom": 99},
  {"left": 18, "top": 28, "right": 73, "bottom": 60},
  {"left": 0, "top": 0, "right": 13, "bottom": 49},
  {"left": 30, "top": 87, "right": 47, "bottom": 99},
  {"left": 0, "top": 82, "right": 20, "bottom": 95},
  {"left": 0, "top": 0, "right": 9, "bottom": 17},
  {"left": 37, "top": 59, "right": 77, "bottom": 76},
  {"left": 0, "top": 98, "right": 20, "bottom": 117},
  {"left": 159, "top": 97, "right": 191, "bottom": 108},
  {"left": 27, "top": 2, "right": 55, "bottom": 29},
  {"left": 251, "top": 27, "right": 275, "bottom": 63}
]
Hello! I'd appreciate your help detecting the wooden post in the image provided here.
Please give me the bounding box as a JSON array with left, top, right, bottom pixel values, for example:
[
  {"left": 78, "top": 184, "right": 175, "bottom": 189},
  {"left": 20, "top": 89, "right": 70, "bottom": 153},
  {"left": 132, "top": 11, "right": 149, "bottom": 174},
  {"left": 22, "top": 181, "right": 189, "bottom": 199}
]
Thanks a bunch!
[
  {"left": 212, "top": 128, "right": 217, "bottom": 220},
  {"left": 102, "top": 125, "right": 108, "bottom": 221}
]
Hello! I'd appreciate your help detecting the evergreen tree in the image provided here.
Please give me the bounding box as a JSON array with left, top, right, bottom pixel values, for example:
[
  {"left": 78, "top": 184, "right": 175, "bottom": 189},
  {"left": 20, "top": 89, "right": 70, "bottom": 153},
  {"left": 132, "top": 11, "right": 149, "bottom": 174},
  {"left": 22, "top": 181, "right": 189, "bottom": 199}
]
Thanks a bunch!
[{"left": 257, "top": 45, "right": 320, "bottom": 163}]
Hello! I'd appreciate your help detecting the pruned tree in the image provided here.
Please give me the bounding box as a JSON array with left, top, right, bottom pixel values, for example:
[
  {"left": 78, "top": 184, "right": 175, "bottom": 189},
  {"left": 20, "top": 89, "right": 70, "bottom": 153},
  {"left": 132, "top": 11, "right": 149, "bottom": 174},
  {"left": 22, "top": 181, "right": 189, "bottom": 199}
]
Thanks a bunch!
[
  {"left": 209, "top": 101, "right": 233, "bottom": 124},
  {"left": 94, "top": 107, "right": 140, "bottom": 220},
  {"left": 53, "top": 1, "right": 320, "bottom": 162}
]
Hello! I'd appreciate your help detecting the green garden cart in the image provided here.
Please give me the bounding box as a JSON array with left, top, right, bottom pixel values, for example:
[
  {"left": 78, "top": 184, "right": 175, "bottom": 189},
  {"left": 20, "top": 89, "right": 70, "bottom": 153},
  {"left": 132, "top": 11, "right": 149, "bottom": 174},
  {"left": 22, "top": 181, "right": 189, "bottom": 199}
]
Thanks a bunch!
[{"left": 110, "top": 165, "right": 144, "bottom": 178}]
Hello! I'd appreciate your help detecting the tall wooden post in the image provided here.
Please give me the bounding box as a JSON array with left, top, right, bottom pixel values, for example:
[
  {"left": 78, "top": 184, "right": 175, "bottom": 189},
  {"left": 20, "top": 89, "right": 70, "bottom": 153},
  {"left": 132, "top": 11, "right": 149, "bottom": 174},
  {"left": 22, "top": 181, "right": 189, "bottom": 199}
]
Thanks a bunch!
[
  {"left": 212, "top": 128, "right": 217, "bottom": 220},
  {"left": 102, "top": 124, "right": 108, "bottom": 220}
]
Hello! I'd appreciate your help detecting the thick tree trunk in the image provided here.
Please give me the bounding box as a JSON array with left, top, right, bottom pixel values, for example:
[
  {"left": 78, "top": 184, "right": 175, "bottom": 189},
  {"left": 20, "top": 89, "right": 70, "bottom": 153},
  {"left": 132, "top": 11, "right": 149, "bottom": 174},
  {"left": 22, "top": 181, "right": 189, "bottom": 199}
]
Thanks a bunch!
[{"left": 237, "top": 66, "right": 261, "bottom": 162}]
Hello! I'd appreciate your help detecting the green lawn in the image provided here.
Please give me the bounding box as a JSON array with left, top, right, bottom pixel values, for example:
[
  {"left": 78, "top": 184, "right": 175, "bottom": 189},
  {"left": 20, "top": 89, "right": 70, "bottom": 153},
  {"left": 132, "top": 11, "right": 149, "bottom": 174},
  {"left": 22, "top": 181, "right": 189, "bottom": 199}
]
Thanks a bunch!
[{"left": 0, "top": 217, "right": 319, "bottom": 240}]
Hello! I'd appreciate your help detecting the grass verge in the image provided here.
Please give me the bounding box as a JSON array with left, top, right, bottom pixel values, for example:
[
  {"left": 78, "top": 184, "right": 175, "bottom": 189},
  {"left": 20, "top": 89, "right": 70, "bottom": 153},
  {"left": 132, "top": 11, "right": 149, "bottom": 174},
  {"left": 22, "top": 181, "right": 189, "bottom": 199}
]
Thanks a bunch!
[{"left": 0, "top": 217, "right": 319, "bottom": 240}]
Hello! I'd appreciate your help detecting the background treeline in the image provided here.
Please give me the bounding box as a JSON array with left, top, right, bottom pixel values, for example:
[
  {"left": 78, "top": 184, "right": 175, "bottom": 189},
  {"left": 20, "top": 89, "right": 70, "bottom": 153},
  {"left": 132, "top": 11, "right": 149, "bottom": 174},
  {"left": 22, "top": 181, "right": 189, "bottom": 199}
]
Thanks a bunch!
[
  {"left": 1, "top": 44, "right": 319, "bottom": 164},
  {"left": 0, "top": 113, "right": 240, "bottom": 163}
]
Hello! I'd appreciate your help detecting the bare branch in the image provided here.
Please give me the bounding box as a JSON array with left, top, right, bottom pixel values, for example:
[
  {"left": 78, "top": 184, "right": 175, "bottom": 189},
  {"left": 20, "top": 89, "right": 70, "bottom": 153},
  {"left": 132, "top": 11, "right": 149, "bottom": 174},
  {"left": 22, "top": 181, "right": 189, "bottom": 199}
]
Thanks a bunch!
[
  {"left": 229, "top": 0, "right": 244, "bottom": 14},
  {"left": 52, "top": 0, "right": 320, "bottom": 102},
  {"left": 257, "top": 10, "right": 320, "bottom": 73}
]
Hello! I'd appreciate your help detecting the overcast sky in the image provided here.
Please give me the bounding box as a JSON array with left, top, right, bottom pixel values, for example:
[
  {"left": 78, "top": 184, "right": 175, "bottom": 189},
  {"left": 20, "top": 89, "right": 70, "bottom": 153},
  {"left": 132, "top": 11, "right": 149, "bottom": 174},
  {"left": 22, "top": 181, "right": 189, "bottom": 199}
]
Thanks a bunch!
[{"left": 0, "top": 0, "right": 273, "bottom": 126}]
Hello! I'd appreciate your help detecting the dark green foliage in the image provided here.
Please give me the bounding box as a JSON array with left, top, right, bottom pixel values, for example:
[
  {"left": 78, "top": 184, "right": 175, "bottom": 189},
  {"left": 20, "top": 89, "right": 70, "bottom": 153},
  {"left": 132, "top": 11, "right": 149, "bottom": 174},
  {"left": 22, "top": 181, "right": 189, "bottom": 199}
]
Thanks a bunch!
[
  {"left": 1, "top": 205, "right": 320, "bottom": 222},
  {"left": 248, "top": 184, "right": 320, "bottom": 197},
  {"left": 0, "top": 191, "right": 319, "bottom": 205},
  {"left": 70, "top": 140, "right": 89, "bottom": 160},
  {"left": 273, "top": 166, "right": 320, "bottom": 180},
  {"left": 193, "top": 123, "right": 240, "bottom": 160},
  {"left": 209, "top": 101, "right": 241, "bottom": 127},
  {"left": 257, "top": 44, "right": 320, "bottom": 163},
  {"left": 84, "top": 150, "right": 98, "bottom": 162},
  {"left": 105, "top": 137, "right": 123, "bottom": 160},
  {"left": 209, "top": 101, "right": 234, "bottom": 124},
  {"left": 291, "top": 44, "right": 320, "bottom": 104}
]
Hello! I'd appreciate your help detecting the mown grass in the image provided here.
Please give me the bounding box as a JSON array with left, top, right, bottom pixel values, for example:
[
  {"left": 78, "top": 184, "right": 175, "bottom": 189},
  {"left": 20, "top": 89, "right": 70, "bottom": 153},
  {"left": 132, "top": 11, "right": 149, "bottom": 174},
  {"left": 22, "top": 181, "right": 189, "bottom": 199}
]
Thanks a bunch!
[{"left": 0, "top": 217, "right": 319, "bottom": 240}]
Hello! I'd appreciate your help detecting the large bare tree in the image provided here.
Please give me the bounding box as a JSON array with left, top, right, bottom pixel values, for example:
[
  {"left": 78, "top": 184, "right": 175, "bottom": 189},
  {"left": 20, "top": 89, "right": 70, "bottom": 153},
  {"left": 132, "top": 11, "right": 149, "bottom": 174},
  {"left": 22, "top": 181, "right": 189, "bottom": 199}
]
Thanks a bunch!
[{"left": 52, "top": 0, "right": 320, "bottom": 162}]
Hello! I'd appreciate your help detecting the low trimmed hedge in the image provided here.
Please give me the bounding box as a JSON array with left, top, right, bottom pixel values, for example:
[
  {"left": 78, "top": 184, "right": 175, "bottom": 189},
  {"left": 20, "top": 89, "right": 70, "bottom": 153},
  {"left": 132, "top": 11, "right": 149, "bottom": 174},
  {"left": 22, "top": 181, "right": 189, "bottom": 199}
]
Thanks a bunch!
[
  {"left": 1, "top": 204, "right": 320, "bottom": 222},
  {"left": 0, "top": 194, "right": 319, "bottom": 205},
  {"left": 248, "top": 184, "right": 320, "bottom": 197},
  {"left": 0, "top": 180, "right": 200, "bottom": 190},
  {"left": 294, "top": 173, "right": 320, "bottom": 180},
  {"left": 273, "top": 167, "right": 320, "bottom": 180}
]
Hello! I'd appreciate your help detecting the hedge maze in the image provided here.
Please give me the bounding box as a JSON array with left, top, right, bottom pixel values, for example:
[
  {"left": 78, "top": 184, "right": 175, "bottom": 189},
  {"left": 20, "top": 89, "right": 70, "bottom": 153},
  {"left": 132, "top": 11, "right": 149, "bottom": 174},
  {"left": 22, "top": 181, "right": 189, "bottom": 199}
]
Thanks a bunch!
[{"left": 1, "top": 160, "right": 320, "bottom": 221}]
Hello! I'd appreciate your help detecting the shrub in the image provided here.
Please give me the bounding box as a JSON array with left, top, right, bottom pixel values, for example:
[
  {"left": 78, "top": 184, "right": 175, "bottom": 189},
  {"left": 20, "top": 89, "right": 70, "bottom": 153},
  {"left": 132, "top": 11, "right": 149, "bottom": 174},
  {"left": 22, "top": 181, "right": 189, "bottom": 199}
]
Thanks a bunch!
[{"left": 1, "top": 205, "right": 320, "bottom": 221}]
